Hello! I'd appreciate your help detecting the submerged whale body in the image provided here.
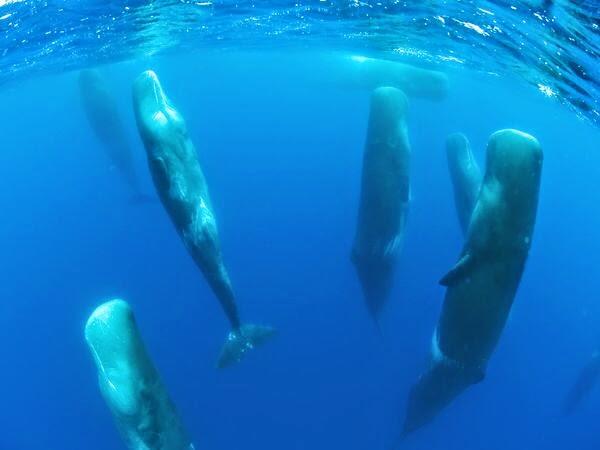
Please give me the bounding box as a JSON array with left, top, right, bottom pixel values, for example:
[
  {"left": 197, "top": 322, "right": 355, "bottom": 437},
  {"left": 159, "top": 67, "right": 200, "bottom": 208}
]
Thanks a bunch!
[
  {"left": 335, "top": 55, "right": 449, "bottom": 101},
  {"left": 351, "top": 86, "right": 410, "bottom": 319},
  {"left": 84, "top": 299, "right": 194, "bottom": 450},
  {"left": 403, "top": 129, "right": 543, "bottom": 434},
  {"left": 446, "top": 132, "right": 481, "bottom": 236},
  {"left": 562, "top": 350, "right": 600, "bottom": 414},
  {"left": 78, "top": 69, "right": 151, "bottom": 203},
  {"left": 299, "top": 53, "right": 449, "bottom": 101},
  {"left": 132, "top": 70, "right": 275, "bottom": 368}
]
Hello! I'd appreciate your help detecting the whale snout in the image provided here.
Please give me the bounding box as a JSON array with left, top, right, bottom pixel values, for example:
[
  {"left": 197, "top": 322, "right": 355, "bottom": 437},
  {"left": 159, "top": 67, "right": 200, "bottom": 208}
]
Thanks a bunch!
[
  {"left": 132, "top": 70, "right": 171, "bottom": 129},
  {"left": 84, "top": 299, "right": 138, "bottom": 372},
  {"left": 486, "top": 129, "right": 543, "bottom": 194},
  {"left": 85, "top": 299, "right": 147, "bottom": 419},
  {"left": 446, "top": 132, "right": 470, "bottom": 160},
  {"left": 370, "top": 86, "right": 409, "bottom": 122},
  {"left": 135, "top": 69, "right": 161, "bottom": 95}
]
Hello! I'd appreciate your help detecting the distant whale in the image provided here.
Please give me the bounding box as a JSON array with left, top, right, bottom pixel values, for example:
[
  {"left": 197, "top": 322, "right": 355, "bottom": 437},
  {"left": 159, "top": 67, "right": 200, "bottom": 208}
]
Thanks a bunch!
[
  {"left": 291, "top": 53, "right": 449, "bottom": 100},
  {"left": 446, "top": 133, "right": 481, "bottom": 235},
  {"left": 562, "top": 350, "right": 600, "bottom": 414},
  {"left": 78, "top": 69, "right": 152, "bottom": 203},
  {"left": 85, "top": 299, "right": 194, "bottom": 450},
  {"left": 403, "top": 129, "right": 543, "bottom": 434},
  {"left": 351, "top": 86, "right": 410, "bottom": 320},
  {"left": 330, "top": 55, "right": 449, "bottom": 101},
  {"left": 132, "top": 70, "right": 275, "bottom": 368}
]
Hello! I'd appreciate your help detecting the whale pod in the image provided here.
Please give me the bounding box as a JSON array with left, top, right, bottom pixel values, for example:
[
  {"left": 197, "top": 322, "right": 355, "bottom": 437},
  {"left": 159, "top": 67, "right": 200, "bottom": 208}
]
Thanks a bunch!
[
  {"left": 85, "top": 299, "right": 194, "bottom": 450},
  {"left": 403, "top": 129, "right": 543, "bottom": 434}
]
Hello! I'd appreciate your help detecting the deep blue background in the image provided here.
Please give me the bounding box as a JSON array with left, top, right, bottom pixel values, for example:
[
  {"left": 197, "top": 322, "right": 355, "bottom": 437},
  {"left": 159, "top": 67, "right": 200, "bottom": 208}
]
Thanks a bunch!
[{"left": 0, "top": 51, "right": 599, "bottom": 450}]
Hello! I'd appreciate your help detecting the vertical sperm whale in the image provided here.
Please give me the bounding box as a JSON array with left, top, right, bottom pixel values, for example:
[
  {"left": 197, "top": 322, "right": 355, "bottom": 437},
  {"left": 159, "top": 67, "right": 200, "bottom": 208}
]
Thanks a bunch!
[
  {"left": 403, "top": 129, "right": 543, "bottom": 434},
  {"left": 351, "top": 86, "right": 411, "bottom": 320},
  {"left": 132, "top": 70, "right": 275, "bottom": 368}
]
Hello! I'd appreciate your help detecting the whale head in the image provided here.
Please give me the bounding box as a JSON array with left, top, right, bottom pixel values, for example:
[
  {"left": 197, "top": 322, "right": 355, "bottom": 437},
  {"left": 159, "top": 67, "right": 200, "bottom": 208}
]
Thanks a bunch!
[
  {"left": 446, "top": 132, "right": 473, "bottom": 170},
  {"left": 85, "top": 300, "right": 194, "bottom": 449},
  {"left": 132, "top": 70, "right": 185, "bottom": 151},
  {"left": 84, "top": 299, "right": 146, "bottom": 418},
  {"left": 367, "top": 86, "right": 409, "bottom": 143},
  {"left": 486, "top": 129, "right": 543, "bottom": 198}
]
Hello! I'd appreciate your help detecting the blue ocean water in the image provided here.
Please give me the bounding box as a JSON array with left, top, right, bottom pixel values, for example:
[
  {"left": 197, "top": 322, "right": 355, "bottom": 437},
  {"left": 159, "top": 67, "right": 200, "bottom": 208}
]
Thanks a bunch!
[{"left": 0, "top": 2, "right": 600, "bottom": 450}]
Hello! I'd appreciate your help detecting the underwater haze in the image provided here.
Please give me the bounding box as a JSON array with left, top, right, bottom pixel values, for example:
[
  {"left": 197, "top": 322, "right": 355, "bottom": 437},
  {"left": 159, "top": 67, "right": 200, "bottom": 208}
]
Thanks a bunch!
[{"left": 0, "top": 2, "right": 600, "bottom": 450}]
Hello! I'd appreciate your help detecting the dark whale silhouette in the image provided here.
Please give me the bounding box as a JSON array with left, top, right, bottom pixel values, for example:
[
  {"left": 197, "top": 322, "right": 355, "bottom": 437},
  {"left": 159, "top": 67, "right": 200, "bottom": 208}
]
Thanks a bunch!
[
  {"left": 351, "top": 86, "right": 410, "bottom": 320},
  {"left": 562, "top": 350, "right": 600, "bottom": 414},
  {"left": 79, "top": 69, "right": 152, "bottom": 203}
]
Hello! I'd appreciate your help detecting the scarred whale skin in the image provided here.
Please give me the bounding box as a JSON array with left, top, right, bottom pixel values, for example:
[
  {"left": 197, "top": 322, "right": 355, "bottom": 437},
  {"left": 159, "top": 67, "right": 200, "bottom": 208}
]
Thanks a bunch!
[
  {"left": 351, "top": 86, "right": 410, "bottom": 319},
  {"left": 85, "top": 299, "right": 194, "bottom": 450},
  {"left": 403, "top": 129, "right": 543, "bottom": 434},
  {"left": 132, "top": 70, "right": 274, "bottom": 368}
]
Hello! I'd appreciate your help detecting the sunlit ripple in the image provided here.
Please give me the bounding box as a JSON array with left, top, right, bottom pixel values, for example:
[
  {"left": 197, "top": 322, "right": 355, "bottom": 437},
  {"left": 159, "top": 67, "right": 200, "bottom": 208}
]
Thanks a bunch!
[{"left": 0, "top": 0, "right": 597, "bottom": 126}]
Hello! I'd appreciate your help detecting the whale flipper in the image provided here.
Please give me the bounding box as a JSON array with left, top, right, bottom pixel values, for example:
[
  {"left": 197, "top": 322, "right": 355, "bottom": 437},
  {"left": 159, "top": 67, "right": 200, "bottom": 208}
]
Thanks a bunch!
[
  {"left": 217, "top": 324, "right": 276, "bottom": 368},
  {"left": 439, "top": 253, "right": 474, "bottom": 286}
]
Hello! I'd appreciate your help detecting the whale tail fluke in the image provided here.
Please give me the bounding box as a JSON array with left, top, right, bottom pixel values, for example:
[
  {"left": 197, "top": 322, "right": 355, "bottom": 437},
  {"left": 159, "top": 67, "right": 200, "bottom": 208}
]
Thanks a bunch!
[
  {"left": 439, "top": 253, "right": 474, "bottom": 286},
  {"left": 217, "top": 324, "right": 276, "bottom": 368}
]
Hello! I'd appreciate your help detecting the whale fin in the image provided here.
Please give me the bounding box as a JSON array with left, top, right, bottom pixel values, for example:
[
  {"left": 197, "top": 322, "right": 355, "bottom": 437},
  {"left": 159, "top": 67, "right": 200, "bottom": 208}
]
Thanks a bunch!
[
  {"left": 217, "top": 324, "right": 276, "bottom": 368},
  {"left": 439, "top": 253, "right": 474, "bottom": 286}
]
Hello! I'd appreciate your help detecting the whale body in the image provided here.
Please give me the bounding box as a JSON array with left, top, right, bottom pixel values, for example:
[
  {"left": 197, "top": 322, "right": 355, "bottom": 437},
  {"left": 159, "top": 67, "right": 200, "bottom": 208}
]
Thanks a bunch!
[
  {"left": 351, "top": 86, "right": 410, "bottom": 319},
  {"left": 132, "top": 70, "right": 275, "bottom": 368},
  {"left": 403, "top": 129, "right": 543, "bottom": 434},
  {"left": 79, "top": 69, "right": 151, "bottom": 202}
]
